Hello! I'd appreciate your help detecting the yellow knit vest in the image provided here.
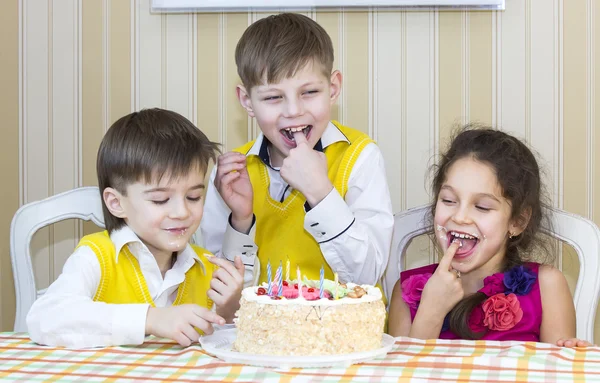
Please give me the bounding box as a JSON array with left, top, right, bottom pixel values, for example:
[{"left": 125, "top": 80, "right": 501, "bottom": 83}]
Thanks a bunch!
[
  {"left": 77, "top": 231, "right": 215, "bottom": 309},
  {"left": 234, "top": 121, "right": 374, "bottom": 283}
]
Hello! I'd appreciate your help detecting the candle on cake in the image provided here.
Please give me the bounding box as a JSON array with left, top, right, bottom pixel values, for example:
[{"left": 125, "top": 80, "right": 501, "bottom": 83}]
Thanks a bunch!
[
  {"left": 267, "top": 260, "right": 273, "bottom": 296},
  {"left": 319, "top": 264, "right": 324, "bottom": 299},
  {"left": 297, "top": 265, "right": 304, "bottom": 300},
  {"left": 276, "top": 261, "right": 283, "bottom": 296},
  {"left": 285, "top": 257, "right": 290, "bottom": 282}
]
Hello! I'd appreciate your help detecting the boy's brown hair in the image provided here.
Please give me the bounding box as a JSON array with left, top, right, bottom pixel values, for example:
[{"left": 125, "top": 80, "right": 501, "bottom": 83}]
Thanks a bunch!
[
  {"left": 235, "top": 13, "right": 334, "bottom": 91},
  {"left": 97, "top": 108, "right": 220, "bottom": 232}
]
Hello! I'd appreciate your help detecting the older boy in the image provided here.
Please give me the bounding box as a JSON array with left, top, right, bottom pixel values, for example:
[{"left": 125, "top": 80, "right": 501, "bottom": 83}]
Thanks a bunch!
[
  {"left": 28, "top": 109, "right": 244, "bottom": 348},
  {"left": 200, "top": 13, "right": 393, "bottom": 287}
]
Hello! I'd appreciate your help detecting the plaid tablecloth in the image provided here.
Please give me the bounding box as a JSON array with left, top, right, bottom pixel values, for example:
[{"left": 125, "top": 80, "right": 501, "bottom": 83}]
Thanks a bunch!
[{"left": 1, "top": 333, "right": 599, "bottom": 382}]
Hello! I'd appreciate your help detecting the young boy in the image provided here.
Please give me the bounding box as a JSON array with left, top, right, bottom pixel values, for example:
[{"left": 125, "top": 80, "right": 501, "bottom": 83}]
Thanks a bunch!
[
  {"left": 27, "top": 108, "right": 244, "bottom": 348},
  {"left": 199, "top": 13, "right": 394, "bottom": 288}
]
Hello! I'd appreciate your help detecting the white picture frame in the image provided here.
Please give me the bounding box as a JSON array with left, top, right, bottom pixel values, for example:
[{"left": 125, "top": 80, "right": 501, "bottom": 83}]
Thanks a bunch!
[{"left": 150, "top": 0, "right": 505, "bottom": 13}]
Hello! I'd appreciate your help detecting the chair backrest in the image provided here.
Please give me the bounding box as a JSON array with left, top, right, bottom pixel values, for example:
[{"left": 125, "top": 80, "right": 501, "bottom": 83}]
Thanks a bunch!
[
  {"left": 383, "top": 204, "right": 600, "bottom": 343},
  {"left": 10, "top": 186, "right": 105, "bottom": 332}
]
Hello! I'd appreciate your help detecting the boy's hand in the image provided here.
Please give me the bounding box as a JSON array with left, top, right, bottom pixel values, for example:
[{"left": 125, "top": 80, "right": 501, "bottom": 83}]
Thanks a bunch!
[
  {"left": 214, "top": 152, "right": 254, "bottom": 233},
  {"left": 281, "top": 132, "right": 333, "bottom": 207},
  {"left": 419, "top": 240, "right": 464, "bottom": 317},
  {"left": 145, "top": 304, "right": 225, "bottom": 347},
  {"left": 208, "top": 256, "right": 245, "bottom": 323}
]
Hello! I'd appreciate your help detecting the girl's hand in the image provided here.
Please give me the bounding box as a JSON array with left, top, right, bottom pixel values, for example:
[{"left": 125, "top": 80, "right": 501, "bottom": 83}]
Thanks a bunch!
[
  {"left": 556, "top": 338, "right": 595, "bottom": 347},
  {"left": 208, "top": 256, "right": 245, "bottom": 323},
  {"left": 419, "top": 240, "right": 464, "bottom": 317}
]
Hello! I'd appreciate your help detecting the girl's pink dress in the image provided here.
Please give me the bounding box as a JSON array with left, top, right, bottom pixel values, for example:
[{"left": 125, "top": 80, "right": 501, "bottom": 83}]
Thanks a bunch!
[{"left": 400, "top": 262, "right": 542, "bottom": 342}]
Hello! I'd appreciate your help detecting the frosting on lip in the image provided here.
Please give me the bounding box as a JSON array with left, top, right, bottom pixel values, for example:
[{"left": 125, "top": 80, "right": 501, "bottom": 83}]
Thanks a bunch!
[{"left": 241, "top": 281, "right": 382, "bottom": 306}]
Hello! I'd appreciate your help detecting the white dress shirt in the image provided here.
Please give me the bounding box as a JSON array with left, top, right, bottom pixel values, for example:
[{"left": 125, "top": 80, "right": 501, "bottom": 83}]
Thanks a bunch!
[
  {"left": 26, "top": 226, "right": 205, "bottom": 349},
  {"left": 198, "top": 122, "right": 394, "bottom": 287}
]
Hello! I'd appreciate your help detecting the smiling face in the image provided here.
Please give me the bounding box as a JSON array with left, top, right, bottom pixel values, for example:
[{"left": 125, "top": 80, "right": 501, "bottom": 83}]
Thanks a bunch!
[
  {"left": 236, "top": 62, "right": 342, "bottom": 167},
  {"left": 434, "top": 157, "right": 524, "bottom": 278},
  {"left": 104, "top": 166, "right": 206, "bottom": 260}
]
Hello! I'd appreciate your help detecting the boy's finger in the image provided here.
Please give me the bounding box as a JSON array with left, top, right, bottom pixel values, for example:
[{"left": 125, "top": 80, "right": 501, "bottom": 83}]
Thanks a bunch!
[
  {"left": 210, "top": 276, "right": 227, "bottom": 291},
  {"left": 217, "top": 171, "right": 241, "bottom": 189},
  {"left": 292, "top": 131, "right": 308, "bottom": 146},
  {"left": 193, "top": 306, "right": 225, "bottom": 326},
  {"left": 217, "top": 152, "right": 246, "bottom": 167},
  {"left": 208, "top": 256, "right": 241, "bottom": 278},
  {"left": 234, "top": 256, "right": 245, "bottom": 275},
  {"left": 174, "top": 332, "right": 193, "bottom": 347},
  {"left": 218, "top": 151, "right": 246, "bottom": 160},
  {"left": 181, "top": 325, "right": 201, "bottom": 344},
  {"left": 191, "top": 316, "right": 215, "bottom": 336},
  {"left": 215, "top": 162, "right": 244, "bottom": 177},
  {"left": 438, "top": 240, "right": 460, "bottom": 272}
]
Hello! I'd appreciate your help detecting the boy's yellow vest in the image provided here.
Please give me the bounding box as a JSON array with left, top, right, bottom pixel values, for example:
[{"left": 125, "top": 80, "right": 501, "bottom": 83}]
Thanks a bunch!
[
  {"left": 77, "top": 231, "right": 215, "bottom": 309},
  {"left": 234, "top": 121, "right": 374, "bottom": 283}
]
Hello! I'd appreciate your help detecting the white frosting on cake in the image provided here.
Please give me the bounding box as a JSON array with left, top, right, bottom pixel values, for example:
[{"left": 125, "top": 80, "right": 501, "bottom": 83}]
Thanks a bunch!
[{"left": 240, "top": 282, "right": 382, "bottom": 305}]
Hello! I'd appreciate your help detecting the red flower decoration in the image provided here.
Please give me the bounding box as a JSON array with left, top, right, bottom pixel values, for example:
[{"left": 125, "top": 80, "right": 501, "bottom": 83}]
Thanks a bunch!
[
  {"left": 401, "top": 273, "right": 432, "bottom": 309},
  {"left": 479, "top": 273, "right": 505, "bottom": 297},
  {"left": 482, "top": 293, "right": 523, "bottom": 331}
]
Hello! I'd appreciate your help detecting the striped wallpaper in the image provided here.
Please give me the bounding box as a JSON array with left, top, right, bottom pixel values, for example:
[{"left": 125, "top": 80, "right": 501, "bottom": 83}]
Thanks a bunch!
[{"left": 1, "top": 0, "right": 599, "bottom": 340}]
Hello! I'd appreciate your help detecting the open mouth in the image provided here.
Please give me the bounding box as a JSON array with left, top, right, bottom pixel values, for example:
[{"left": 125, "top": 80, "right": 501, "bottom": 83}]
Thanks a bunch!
[
  {"left": 280, "top": 125, "right": 312, "bottom": 141},
  {"left": 447, "top": 230, "right": 479, "bottom": 256},
  {"left": 166, "top": 228, "right": 188, "bottom": 236}
]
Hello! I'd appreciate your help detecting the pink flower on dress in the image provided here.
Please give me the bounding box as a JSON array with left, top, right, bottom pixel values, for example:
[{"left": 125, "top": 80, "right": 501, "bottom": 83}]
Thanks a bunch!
[
  {"left": 482, "top": 293, "right": 523, "bottom": 331},
  {"left": 468, "top": 305, "right": 487, "bottom": 333},
  {"left": 479, "top": 273, "right": 505, "bottom": 297},
  {"left": 401, "top": 273, "right": 432, "bottom": 309}
]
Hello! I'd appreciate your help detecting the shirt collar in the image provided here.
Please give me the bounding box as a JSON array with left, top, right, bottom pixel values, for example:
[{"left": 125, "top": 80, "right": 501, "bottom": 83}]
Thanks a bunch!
[
  {"left": 245, "top": 121, "right": 350, "bottom": 167},
  {"left": 109, "top": 226, "right": 204, "bottom": 272}
]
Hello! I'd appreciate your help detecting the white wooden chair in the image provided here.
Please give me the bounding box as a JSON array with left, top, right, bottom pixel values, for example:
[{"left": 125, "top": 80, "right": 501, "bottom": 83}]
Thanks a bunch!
[
  {"left": 382, "top": 205, "right": 600, "bottom": 343},
  {"left": 10, "top": 186, "right": 105, "bottom": 332}
]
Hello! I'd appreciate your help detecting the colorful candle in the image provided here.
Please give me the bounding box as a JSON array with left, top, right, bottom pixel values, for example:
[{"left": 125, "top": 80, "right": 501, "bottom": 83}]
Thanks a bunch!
[
  {"left": 267, "top": 260, "right": 273, "bottom": 296},
  {"left": 285, "top": 257, "right": 290, "bottom": 282},
  {"left": 276, "top": 261, "right": 283, "bottom": 296},
  {"left": 319, "top": 264, "right": 324, "bottom": 299},
  {"left": 297, "top": 265, "right": 303, "bottom": 299},
  {"left": 334, "top": 272, "right": 339, "bottom": 300}
]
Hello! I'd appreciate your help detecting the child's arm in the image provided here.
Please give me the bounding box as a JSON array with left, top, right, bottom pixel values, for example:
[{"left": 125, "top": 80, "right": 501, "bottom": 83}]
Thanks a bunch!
[
  {"left": 388, "top": 280, "right": 415, "bottom": 336},
  {"left": 539, "top": 265, "right": 594, "bottom": 347},
  {"left": 207, "top": 256, "right": 245, "bottom": 323},
  {"left": 27, "top": 246, "right": 226, "bottom": 348},
  {"left": 26, "top": 246, "right": 151, "bottom": 348},
  {"left": 200, "top": 164, "right": 258, "bottom": 288},
  {"left": 389, "top": 241, "right": 463, "bottom": 339},
  {"left": 282, "top": 132, "right": 393, "bottom": 285}
]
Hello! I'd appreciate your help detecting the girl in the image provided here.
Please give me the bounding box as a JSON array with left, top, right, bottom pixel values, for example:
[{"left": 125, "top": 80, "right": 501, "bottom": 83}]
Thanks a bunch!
[{"left": 388, "top": 127, "right": 592, "bottom": 347}]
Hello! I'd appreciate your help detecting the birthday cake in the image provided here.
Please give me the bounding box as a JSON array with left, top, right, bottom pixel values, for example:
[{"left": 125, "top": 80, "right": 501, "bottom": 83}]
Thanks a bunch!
[{"left": 233, "top": 277, "right": 386, "bottom": 356}]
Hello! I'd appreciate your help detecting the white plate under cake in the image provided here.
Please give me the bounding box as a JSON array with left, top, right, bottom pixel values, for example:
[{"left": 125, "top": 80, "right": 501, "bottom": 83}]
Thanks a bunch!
[{"left": 233, "top": 279, "right": 386, "bottom": 356}]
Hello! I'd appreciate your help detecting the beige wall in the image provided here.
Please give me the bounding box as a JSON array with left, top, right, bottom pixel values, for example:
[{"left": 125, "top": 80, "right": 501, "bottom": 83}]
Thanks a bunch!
[{"left": 1, "top": 0, "right": 599, "bottom": 341}]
